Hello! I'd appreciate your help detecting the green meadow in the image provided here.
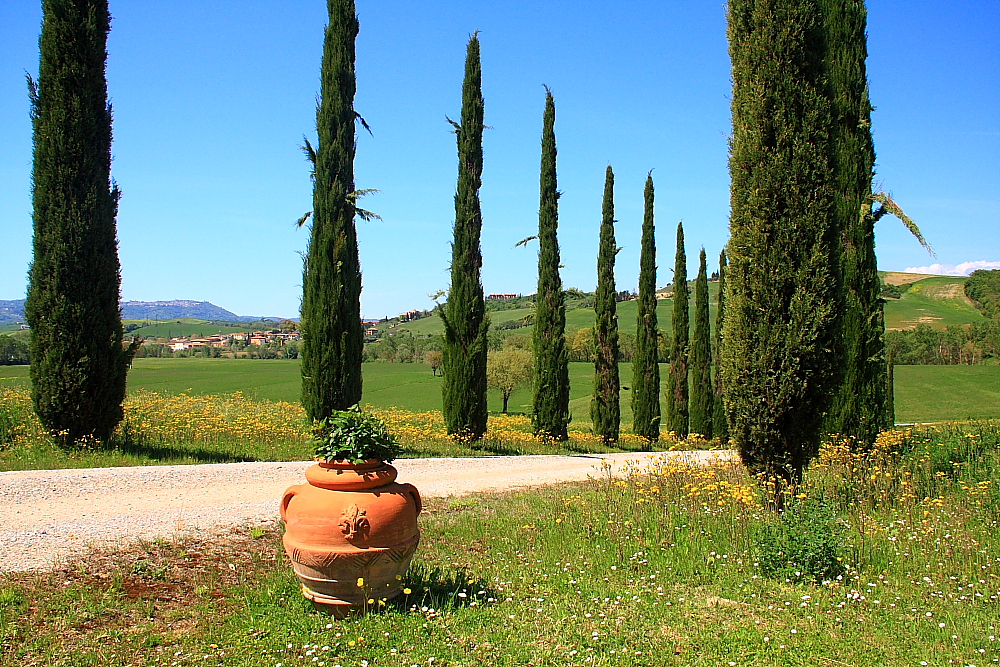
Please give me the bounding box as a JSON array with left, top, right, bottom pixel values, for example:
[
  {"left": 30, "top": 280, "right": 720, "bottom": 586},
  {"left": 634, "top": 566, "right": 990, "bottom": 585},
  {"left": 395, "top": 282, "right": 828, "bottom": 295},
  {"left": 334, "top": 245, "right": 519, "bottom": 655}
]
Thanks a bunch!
[
  {"left": 3, "top": 357, "right": 997, "bottom": 424},
  {"left": 882, "top": 275, "right": 987, "bottom": 330},
  {"left": 893, "top": 365, "right": 1000, "bottom": 423}
]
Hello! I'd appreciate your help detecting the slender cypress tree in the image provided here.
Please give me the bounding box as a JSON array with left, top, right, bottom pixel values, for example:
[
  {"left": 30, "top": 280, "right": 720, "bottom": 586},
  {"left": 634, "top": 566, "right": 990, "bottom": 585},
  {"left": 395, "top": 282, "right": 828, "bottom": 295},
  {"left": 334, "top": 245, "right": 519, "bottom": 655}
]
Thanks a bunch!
[
  {"left": 300, "top": 0, "right": 364, "bottom": 420},
  {"left": 821, "top": 0, "right": 883, "bottom": 447},
  {"left": 724, "top": 0, "right": 842, "bottom": 494},
  {"left": 532, "top": 88, "right": 570, "bottom": 441},
  {"left": 590, "top": 166, "right": 620, "bottom": 444},
  {"left": 665, "top": 222, "right": 689, "bottom": 438},
  {"left": 712, "top": 249, "right": 730, "bottom": 443},
  {"left": 631, "top": 173, "right": 660, "bottom": 443},
  {"left": 885, "top": 349, "right": 895, "bottom": 429},
  {"left": 26, "top": 0, "right": 136, "bottom": 442},
  {"left": 689, "top": 248, "right": 713, "bottom": 439},
  {"left": 441, "top": 34, "right": 488, "bottom": 439}
]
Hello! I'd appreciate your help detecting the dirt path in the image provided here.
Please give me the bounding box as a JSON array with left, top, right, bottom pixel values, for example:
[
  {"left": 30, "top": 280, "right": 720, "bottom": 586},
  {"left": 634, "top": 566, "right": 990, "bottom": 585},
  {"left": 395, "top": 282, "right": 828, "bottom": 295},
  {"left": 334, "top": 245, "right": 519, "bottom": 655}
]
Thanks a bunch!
[{"left": 0, "top": 451, "right": 733, "bottom": 572}]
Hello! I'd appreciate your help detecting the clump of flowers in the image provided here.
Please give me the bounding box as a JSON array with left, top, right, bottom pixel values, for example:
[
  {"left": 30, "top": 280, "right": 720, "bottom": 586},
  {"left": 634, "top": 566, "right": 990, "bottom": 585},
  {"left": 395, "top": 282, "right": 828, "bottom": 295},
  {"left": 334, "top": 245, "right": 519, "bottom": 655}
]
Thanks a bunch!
[{"left": 310, "top": 406, "right": 403, "bottom": 464}]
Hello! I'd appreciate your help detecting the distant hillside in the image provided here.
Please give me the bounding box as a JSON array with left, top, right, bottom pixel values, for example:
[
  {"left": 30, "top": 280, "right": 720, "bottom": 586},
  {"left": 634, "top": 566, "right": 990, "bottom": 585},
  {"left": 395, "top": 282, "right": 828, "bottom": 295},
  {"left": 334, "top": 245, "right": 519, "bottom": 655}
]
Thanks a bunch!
[
  {"left": 0, "top": 301, "right": 26, "bottom": 325},
  {"left": 880, "top": 272, "right": 987, "bottom": 330},
  {"left": 0, "top": 299, "right": 285, "bottom": 325},
  {"left": 121, "top": 300, "right": 242, "bottom": 321}
]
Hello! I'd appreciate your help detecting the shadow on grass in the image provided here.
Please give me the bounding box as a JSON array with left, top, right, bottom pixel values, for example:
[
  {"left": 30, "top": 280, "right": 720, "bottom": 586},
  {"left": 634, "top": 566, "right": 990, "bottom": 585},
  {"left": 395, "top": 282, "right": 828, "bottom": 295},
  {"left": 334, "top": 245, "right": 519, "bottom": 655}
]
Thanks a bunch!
[
  {"left": 60, "top": 428, "right": 260, "bottom": 465},
  {"left": 391, "top": 563, "right": 499, "bottom": 613},
  {"left": 111, "top": 440, "right": 258, "bottom": 464},
  {"left": 470, "top": 438, "right": 523, "bottom": 457}
]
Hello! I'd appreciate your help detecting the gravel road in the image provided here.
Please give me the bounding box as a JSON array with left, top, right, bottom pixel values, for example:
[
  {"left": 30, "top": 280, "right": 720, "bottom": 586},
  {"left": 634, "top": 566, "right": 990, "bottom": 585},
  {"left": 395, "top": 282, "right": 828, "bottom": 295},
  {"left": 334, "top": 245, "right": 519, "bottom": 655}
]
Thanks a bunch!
[{"left": 0, "top": 450, "right": 733, "bottom": 573}]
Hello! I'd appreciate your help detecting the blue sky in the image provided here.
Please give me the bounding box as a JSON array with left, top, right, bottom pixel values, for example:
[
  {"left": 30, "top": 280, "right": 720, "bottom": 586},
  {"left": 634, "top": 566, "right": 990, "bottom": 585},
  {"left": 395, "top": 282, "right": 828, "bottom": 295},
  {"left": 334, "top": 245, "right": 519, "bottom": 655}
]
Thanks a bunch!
[{"left": 1, "top": 1, "right": 996, "bottom": 319}]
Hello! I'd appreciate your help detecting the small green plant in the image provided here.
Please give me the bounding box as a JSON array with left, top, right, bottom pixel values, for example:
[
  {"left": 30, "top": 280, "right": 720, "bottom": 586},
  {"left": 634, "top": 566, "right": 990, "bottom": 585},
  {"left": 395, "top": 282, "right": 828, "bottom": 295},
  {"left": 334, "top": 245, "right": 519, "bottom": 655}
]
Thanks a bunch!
[
  {"left": 756, "top": 496, "right": 846, "bottom": 585},
  {"left": 130, "top": 559, "right": 169, "bottom": 581},
  {"left": 0, "top": 586, "right": 24, "bottom": 608},
  {"left": 309, "top": 405, "right": 402, "bottom": 463}
]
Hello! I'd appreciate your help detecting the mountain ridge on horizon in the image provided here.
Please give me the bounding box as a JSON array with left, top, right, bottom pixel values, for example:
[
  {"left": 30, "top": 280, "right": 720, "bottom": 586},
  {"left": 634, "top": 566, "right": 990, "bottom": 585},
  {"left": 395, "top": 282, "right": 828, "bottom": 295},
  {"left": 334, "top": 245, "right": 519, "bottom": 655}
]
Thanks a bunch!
[{"left": 0, "top": 299, "right": 289, "bottom": 325}]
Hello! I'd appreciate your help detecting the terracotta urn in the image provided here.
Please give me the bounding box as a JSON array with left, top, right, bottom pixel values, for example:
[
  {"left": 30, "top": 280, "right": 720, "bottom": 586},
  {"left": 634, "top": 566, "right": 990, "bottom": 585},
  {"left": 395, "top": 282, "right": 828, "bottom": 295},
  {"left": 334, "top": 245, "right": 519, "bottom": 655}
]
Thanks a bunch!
[{"left": 280, "top": 460, "right": 421, "bottom": 617}]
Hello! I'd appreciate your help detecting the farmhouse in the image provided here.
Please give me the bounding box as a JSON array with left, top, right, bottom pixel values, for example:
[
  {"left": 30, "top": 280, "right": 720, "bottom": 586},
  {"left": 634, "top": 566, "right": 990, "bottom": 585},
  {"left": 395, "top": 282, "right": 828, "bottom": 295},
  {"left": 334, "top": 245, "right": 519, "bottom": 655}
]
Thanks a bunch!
[{"left": 398, "top": 309, "right": 423, "bottom": 323}]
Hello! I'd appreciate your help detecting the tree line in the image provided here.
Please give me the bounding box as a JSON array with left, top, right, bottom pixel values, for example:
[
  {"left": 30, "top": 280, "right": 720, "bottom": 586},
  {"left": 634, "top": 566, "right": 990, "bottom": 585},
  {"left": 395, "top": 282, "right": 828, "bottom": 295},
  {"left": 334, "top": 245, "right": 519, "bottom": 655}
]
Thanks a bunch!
[{"left": 27, "top": 0, "right": 939, "bottom": 507}]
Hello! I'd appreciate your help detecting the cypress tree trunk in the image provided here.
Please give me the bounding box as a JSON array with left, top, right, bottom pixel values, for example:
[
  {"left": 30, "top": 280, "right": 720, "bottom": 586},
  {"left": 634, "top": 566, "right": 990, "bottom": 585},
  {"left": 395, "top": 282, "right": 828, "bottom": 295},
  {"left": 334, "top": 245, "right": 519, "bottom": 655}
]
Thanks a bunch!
[
  {"left": 724, "top": 0, "right": 842, "bottom": 493},
  {"left": 300, "top": 0, "right": 364, "bottom": 420},
  {"left": 26, "top": 0, "right": 135, "bottom": 443},
  {"left": 590, "top": 166, "right": 620, "bottom": 444},
  {"left": 689, "top": 248, "right": 713, "bottom": 439},
  {"left": 712, "top": 249, "right": 730, "bottom": 443},
  {"left": 885, "top": 348, "right": 895, "bottom": 429},
  {"left": 822, "top": 0, "right": 885, "bottom": 447},
  {"left": 631, "top": 174, "right": 660, "bottom": 443},
  {"left": 532, "top": 88, "right": 570, "bottom": 441},
  {"left": 441, "top": 34, "right": 488, "bottom": 439},
  {"left": 665, "top": 222, "right": 689, "bottom": 439}
]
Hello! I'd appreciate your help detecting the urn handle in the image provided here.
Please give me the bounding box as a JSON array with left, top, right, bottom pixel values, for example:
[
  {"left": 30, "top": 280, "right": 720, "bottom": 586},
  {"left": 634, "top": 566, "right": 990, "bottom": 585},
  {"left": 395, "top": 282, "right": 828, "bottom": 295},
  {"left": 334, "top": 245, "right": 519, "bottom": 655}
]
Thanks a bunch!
[
  {"left": 280, "top": 485, "right": 300, "bottom": 521},
  {"left": 401, "top": 483, "right": 422, "bottom": 516}
]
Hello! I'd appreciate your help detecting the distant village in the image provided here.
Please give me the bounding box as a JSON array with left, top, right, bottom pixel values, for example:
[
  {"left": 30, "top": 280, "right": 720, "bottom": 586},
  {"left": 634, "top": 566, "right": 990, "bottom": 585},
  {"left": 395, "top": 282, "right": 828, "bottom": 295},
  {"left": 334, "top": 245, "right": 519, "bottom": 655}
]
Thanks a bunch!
[{"left": 161, "top": 329, "right": 299, "bottom": 352}]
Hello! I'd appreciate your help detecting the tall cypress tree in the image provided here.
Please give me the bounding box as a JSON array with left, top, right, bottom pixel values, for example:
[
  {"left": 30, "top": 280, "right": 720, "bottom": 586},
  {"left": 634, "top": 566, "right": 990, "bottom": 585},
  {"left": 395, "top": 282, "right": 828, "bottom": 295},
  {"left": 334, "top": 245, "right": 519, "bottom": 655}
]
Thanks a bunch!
[
  {"left": 885, "top": 349, "right": 895, "bottom": 429},
  {"left": 26, "top": 0, "right": 135, "bottom": 442},
  {"left": 441, "top": 34, "right": 488, "bottom": 439},
  {"left": 631, "top": 173, "right": 660, "bottom": 443},
  {"left": 532, "top": 88, "right": 570, "bottom": 441},
  {"left": 689, "top": 248, "right": 713, "bottom": 439},
  {"left": 724, "top": 0, "right": 842, "bottom": 493},
  {"left": 712, "top": 249, "right": 730, "bottom": 443},
  {"left": 590, "top": 166, "right": 620, "bottom": 444},
  {"left": 665, "top": 222, "right": 689, "bottom": 438},
  {"left": 300, "top": 0, "right": 364, "bottom": 420},
  {"left": 821, "top": 0, "right": 883, "bottom": 447}
]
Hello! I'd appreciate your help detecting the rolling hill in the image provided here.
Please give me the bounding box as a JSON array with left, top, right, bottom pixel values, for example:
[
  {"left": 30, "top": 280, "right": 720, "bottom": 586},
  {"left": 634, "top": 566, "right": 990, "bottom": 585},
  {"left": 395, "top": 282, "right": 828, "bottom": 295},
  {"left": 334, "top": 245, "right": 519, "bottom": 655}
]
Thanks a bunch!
[
  {"left": 379, "top": 273, "right": 983, "bottom": 341},
  {"left": 880, "top": 272, "right": 987, "bottom": 330}
]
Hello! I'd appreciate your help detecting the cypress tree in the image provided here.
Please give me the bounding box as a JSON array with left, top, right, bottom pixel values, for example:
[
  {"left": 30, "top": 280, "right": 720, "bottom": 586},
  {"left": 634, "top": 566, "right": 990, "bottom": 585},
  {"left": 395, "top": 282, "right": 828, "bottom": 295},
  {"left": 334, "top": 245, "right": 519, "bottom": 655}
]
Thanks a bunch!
[
  {"left": 300, "top": 0, "right": 364, "bottom": 420},
  {"left": 821, "top": 0, "right": 883, "bottom": 447},
  {"left": 885, "top": 349, "right": 895, "bottom": 429},
  {"left": 665, "top": 222, "right": 689, "bottom": 439},
  {"left": 532, "top": 88, "right": 570, "bottom": 441},
  {"left": 590, "top": 166, "right": 620, "bottom": 444},
  {"left": 712, "top": 249, "right": 730, "bottom": 443},
  {"left": 441, "top": 34, "right": 488, "bottom": 439},
  {"left": 689, "top": 248, "right": 713, "bottom": 439},
  {"left": 26, "top": 0, "right": 136, "bottom": 442},
  {"left": 631, "top": 173, "right": 660, "bottom": 443},
  {"left": 724, "top": 0, "right": 842, "bottom": 494}
]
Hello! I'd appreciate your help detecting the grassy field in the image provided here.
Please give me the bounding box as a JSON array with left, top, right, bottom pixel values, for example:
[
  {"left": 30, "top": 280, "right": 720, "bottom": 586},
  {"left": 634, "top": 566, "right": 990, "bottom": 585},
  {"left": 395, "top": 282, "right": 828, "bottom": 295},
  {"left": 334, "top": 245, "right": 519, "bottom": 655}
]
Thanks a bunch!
[
  {"left": 392, "top": 284, "right": 722, "bottom": 338},
  {"left": 0, "top": 376, "right": 667, "bottom": 472},
  {"left": 882, "top": 275, "right": 986, "bottom": 330},
  {"left": 2, "top": 421, "right": 997, "bottom": 666},
  {"left": 893, "top": 365, "right": 1000, "bottom": 422},
  {"left": 3, "top": 357, "right": 997, "bottom": 426},
  {"left": 390, "top": 276, "right": 984, "bottom": 337}
]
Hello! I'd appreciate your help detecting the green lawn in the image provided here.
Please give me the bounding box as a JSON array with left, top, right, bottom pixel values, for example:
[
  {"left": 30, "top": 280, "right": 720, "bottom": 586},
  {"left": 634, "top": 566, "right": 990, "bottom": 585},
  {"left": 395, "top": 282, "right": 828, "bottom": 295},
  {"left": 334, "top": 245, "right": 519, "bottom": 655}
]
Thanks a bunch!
[
  {"left": 0, "top": 359, "right": 661, "bottom": 424},
  {"left": 893, "top": 364, "right": 1000, "bottom": 423},
  {"left": 3, "top": 357, "right": 996, "bottom": 425}
]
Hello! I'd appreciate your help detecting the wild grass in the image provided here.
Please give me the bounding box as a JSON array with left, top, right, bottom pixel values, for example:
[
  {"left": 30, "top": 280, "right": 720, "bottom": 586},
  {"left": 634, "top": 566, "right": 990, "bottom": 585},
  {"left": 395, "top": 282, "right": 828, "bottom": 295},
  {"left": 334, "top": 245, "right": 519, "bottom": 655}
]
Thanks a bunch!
[
  {"left": 1, "top": 421, "right": 997, "bottom": 666},
  {"left": 0, "top": 386, "right": 685, "bottom": 472}
]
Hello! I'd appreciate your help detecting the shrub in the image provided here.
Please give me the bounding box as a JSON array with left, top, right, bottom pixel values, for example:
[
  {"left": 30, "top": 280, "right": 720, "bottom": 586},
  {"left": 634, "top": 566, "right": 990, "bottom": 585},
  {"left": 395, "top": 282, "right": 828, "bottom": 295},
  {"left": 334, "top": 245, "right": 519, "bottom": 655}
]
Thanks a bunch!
[
  {"left": 757, "top": 496, "right": 846, "bottom": 584},
  {"left": 309, "top": 406, "right": 402, "bottom": 463}
]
